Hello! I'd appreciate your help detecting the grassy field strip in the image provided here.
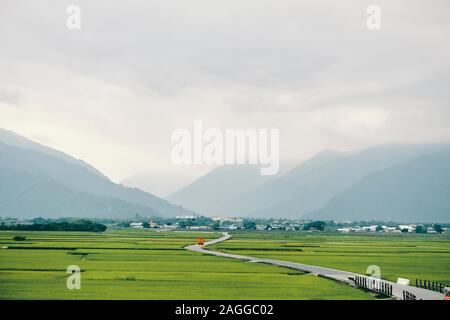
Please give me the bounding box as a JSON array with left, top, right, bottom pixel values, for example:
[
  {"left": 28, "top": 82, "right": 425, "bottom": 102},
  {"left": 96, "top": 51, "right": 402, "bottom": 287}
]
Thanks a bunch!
[
  {"left": 210, "top": 232, "right": 450, "bottom": 284},
  {"left": 197, "top": 233, "right": 445, "bottom": 300},
  {"left": 0, "top": 230, "right": 373, "bottom": 299}
]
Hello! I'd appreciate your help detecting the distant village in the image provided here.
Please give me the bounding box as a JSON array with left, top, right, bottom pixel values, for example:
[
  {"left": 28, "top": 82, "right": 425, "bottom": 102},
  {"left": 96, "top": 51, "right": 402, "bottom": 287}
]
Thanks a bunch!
[
  {"left": 125, "top": 217, "right": 447, "bottom": 234},
  {"left": 2, "top": 215, "right": 447, "bottom": 234},
  {"left": 335, "top": 224, "right": 445, "bottom": 234}
]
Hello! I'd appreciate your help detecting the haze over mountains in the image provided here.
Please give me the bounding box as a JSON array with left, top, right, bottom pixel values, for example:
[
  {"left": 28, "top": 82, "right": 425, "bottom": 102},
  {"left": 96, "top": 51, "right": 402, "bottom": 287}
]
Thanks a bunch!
[
  {"left": 0, "top": 129, "right": 188, "bottom": 218},
  {"left": 308, "top": 152, "right": 450, "bottom": 222},
  {"left": 169, "top": 143, "right": 450, "bottom": 222},
  {"left": 1, "top": 128, "right": 449, "bottom": 222},
  {"left": 0, "top": 128, "right": 107, "bottom": 179},
  {"left": 167, "top": 165, "right": 276, "bottom": 215}
]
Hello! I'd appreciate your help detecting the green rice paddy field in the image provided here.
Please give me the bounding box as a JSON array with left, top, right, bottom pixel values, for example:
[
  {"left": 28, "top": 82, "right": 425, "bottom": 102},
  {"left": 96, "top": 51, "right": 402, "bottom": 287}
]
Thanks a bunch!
[
  {"left": 211, "top": 231, "right": 450, "bottom": 284},
  {"left": 0, "top": 230, "right": 448, "bottom": 299}
]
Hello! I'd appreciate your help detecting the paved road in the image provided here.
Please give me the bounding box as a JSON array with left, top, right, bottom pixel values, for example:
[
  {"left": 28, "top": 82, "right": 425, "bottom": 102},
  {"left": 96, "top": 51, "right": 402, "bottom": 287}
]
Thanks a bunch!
[{"left": 185, "top": 232, "right": 444, "bottom": 300}]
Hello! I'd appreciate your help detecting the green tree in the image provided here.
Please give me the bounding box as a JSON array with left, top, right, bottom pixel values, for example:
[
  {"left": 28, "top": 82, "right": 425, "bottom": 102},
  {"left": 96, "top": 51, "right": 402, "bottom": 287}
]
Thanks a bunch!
[
  {"left": 415, "top": 225, "right": 426, "bottom": 234},
  {"left": 434, "top": 224, "right": 444, "bottom": 234},
  {"left": 178, "top": 221, "right": 187, "bottom": 229},
  {"left": 212, "top": 221, "right": 220, "bottom": 230},
  {"left": 303, "top": 221, "right": 326, "bottom": 231},
  {"left": 243, "top": 220, "right": 256, "bottom": 230},
  {"left": 375, "top": 225, "right": 384, "bottom": 232}
]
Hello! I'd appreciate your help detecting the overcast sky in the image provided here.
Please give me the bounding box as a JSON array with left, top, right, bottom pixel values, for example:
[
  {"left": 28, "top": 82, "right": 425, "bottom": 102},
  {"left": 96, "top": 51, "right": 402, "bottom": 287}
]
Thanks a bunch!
[{"left": 1, "top": 0, "right": 449, "bottom": 196}]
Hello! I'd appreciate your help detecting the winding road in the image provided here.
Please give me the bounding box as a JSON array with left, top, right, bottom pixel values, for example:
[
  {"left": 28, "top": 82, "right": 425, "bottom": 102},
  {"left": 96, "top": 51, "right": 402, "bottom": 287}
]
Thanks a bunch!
[{"left": 185, "top": 232, "right": 444, "bottom": 300}]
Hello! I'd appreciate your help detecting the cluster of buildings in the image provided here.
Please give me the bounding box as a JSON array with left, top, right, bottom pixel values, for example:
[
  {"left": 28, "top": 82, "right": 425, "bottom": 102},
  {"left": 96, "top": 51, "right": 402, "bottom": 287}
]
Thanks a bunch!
[
  {"left": 129, "top": 220, "right": 174, "bottom": 229},
  {"left": 336, "top": 224, "right": 443, "bottom": 233},
  {"left": 3, "top": 216, "right": 446, "bottom": 234},
  {"left": 0, "top": 218, "right": 32, "bottom": 226},
  {"left": 210, "top": 217, "right": 305, "bottom": 231},
  {"left": 128, "top": 216, "right": 306, "bottom": 231},
  {"left": 175, "top": 215, "right": 197, "bottom": 220},
  {"left": 255, "top": 220, "right": 303, "bottom": 231},
  {"left": 129, "top": 220, "right": 160, "bottom": 228},
  {"left": 210, "top": 216, "right": 243, "bottom": 230},
  {"left": 210, "top": 216, "right": 242, "bottom": 223}
]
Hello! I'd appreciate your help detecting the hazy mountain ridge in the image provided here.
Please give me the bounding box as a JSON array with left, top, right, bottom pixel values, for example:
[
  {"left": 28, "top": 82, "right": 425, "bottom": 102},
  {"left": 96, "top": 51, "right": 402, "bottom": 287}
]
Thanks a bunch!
[
  {"left": 230, "top": 149, "right": 346, "bottom": 215},
  {"left": 167, "top": 143, "right": 450, "bottom": 222},
  {"left": 0, "top": 135, "right": 189, "bottom": 218},
  {"left": 307, "top": 152, "right": 450, "bottom": 222},
  {"left": 167, "top": 164, "right": 275, "bottom": 215},
  {"left": 0, "top": 165, "right": 158, "bottom": 218},
  {"left": 240, "top": 143, "right": 450, "bottom": 218},
  {"left": 0, "top": 128, "right": 107, "bottom": 179},
  {"left": 1, "top": 127, "right": 449, "bottom": 222}
]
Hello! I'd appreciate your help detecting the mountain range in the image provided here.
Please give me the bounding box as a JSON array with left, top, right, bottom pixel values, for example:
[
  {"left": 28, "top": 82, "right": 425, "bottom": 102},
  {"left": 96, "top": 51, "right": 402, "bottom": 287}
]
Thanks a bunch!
[
  {"left": 168, "top": 143, "right": 450, "bottom": 222},
  {"left": 307, "top": 152, "right": 450, "bottom": 222},
  {"left": 167, "top": 164, "right": 276, "bottom": 215},
  {"left": 0, "top": 129, "right": 187, "bottom": 218},
  {"left": 1, "top": 128, "right": 449, "bottom": 222}
]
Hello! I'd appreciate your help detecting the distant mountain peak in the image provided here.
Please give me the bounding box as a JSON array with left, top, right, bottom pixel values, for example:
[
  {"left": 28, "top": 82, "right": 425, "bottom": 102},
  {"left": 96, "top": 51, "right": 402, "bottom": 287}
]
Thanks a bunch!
[
  {"left": 0, "top": 131, "right": 191, "bottom": 218},
  {"left": 0, "top": 128, "right": 109, "bottom": 180},
  {"left": 170, "top": 142, "right": 450, "bottom": 221},
  {"left": 307, "top": 152, "right": 450, "bottom": 222}
]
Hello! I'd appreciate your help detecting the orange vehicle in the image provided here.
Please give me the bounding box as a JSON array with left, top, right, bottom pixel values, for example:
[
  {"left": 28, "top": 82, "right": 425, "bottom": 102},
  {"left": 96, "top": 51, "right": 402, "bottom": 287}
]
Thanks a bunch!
[{"left": 197, "top": 238, "right": 205, "bottom": 245}]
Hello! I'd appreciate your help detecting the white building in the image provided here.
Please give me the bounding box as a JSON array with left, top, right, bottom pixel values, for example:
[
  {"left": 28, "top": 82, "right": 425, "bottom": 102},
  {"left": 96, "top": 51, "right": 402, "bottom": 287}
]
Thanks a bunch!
[
  {"left": 130, "top": 222, "right": 143, "bottom": 229},
  {"left": 176, "top": 215, "right": 196, "bottom": 219},
  {"left": 162, "top": 224, "right": 177, "bottom": 229},
  {"left": 399, "top": 225, "right": 415, "bottom": 232},
  {"left": 223, "top": 224, "right": 238, "bottom": 230},
  {"left": 211, "top": 216, "right": 243, "bottom": 222},
  {"left": 361, "top": 225, "right": 378, "bottom": 232},
  {"left": 149, "top": 220, "right": 158, "bottom": 228}
]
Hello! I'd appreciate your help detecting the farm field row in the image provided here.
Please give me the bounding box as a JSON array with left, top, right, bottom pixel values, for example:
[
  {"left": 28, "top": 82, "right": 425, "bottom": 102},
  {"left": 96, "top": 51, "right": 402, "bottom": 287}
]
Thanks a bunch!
[
  {"left": 0, "top": 230, "right": 372, "bottom": 300},
  {"left": 210, "top": 231, "right": 450, "bottom": 284}
]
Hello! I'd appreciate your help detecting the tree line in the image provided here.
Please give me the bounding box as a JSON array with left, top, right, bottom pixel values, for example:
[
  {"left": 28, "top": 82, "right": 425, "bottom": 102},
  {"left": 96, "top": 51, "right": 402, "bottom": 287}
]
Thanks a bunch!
[{"left": 0, "top": 219, "right": 107, "bottom": 232}]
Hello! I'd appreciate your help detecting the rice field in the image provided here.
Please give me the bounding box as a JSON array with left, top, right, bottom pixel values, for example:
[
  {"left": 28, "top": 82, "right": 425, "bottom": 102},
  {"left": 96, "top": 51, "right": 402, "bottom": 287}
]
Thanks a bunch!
[
  {"left": 0, "top": 230, "right": 372, "bottom": 300},
  {"left": 210, "top": 231, "right": 450, "bottom": 284}
]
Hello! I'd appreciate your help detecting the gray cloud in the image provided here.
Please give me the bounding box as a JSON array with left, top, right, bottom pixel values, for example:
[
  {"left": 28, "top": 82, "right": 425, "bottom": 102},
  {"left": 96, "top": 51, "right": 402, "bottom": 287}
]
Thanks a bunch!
[
  {"left": 0, "top": 87, "right": 24, "bottom": 105},
  {"left": 0, "top": 0, "right": 449, "bottom": 194}
]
